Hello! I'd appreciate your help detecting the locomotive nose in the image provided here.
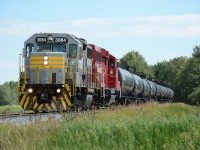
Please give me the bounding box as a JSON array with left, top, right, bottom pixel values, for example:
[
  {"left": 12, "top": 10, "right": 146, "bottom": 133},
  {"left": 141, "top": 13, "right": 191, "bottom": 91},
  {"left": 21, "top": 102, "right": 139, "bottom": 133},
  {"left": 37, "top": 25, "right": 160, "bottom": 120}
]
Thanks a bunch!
[
  {"left": 37, "top": 90, "right": 53, "bottom": 104},
  {"left": 41, "top": 93, "right": 48, "bottom": 100},
  {"left": 30, "top": 52, "right": 66, "bottom": 84}
]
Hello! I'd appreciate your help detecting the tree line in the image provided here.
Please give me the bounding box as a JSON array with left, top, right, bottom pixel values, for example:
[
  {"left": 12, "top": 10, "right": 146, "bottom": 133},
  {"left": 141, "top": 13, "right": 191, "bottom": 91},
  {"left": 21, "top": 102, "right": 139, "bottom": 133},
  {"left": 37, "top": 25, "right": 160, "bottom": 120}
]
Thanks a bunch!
[
  {"left": 0, "top": 45, "right": 199, "bottom": 105},
  {"left": 0, "top": 81, "right": 18, "bottom": 105}
]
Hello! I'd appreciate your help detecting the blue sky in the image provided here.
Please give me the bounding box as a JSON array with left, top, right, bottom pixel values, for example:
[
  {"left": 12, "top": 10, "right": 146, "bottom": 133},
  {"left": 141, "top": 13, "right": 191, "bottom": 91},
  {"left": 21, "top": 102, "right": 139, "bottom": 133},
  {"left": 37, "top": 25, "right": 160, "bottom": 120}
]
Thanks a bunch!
[{"left": 0, "top": 0, "right": 200, "bottom": 83}]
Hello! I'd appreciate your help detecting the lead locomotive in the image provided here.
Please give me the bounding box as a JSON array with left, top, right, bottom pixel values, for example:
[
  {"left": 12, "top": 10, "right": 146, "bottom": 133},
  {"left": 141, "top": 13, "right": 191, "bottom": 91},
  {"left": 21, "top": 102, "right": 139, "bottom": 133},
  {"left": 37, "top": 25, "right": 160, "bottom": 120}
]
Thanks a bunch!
[{"left": 18, "top": 33, "right": 174, "bottom": 112}]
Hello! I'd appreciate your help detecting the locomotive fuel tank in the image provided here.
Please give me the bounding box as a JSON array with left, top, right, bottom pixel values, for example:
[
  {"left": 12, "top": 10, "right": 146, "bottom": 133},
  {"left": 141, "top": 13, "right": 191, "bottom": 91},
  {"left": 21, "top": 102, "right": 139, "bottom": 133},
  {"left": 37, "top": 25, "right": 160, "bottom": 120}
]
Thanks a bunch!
[{"left": 118, "top": 68, "right": 134, "bottom": 95}]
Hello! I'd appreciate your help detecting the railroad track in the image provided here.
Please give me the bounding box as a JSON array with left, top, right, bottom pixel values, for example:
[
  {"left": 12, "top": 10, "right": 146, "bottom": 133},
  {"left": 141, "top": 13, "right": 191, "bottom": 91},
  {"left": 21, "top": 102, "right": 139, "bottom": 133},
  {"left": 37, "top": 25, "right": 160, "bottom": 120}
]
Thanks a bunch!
[
  {"left": 0, "top": 112, "right": 35, "bottom": 119},
  {"left": 0, "top": 105, "right": 135, "bottom": 125},
  {"left": 0, "top": 110, "right": 98, "bottom": 125},
  {"left": 0, "top": 112, "right": 63, "bottom": 125}
]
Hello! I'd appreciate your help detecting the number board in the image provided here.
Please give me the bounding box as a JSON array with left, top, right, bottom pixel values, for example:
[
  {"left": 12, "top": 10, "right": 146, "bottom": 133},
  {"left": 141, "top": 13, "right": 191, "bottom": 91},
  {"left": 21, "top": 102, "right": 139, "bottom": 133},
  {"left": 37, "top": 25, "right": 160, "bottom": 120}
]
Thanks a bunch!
[
  {"left": 54, "top": 37, "right": 68, "bottom": 43},
  {"left": 35, "top": 37, "right": 47, "bottom": 43}
]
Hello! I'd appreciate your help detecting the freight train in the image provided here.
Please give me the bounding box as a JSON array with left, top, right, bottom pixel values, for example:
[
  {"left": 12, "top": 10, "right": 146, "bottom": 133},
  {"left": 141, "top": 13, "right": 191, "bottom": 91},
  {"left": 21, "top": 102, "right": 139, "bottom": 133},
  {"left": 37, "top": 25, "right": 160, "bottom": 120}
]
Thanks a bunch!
[{"left": 18, "top": 33, "right": 174, "bottom": 112}]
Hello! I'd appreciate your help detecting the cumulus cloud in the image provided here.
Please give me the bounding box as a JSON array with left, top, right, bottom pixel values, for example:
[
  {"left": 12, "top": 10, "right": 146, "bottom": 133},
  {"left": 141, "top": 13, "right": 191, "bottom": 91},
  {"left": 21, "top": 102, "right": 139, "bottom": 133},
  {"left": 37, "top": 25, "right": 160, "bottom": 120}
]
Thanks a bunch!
[{"left": 0, "top": 14, "right": 200, "bottom": 38}]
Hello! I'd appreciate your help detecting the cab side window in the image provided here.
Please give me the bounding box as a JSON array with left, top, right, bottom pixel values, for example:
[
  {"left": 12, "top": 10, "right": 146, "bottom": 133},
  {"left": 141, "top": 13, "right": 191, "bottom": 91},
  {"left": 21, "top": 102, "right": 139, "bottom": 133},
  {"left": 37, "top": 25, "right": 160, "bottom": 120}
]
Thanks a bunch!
[
  {"left": 87, "top": 48, "right": 93, "bottom": 58},
  {"left": 26, "top": 43, "right": 34, "bottom": 58},
  {"left": 69, "top": 44, "right": 77, "bottom": 58},
  {"left": 109, "top": 59, "right": 115, "bottom": 68}
]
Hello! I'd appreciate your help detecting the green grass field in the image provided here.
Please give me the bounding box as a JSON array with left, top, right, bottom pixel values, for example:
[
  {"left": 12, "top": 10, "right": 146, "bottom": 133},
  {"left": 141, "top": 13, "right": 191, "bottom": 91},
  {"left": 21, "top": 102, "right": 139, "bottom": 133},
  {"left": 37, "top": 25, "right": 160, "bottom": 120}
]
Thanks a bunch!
[{"left": 0, "top": 103, "right": 200, "bottom": 150}]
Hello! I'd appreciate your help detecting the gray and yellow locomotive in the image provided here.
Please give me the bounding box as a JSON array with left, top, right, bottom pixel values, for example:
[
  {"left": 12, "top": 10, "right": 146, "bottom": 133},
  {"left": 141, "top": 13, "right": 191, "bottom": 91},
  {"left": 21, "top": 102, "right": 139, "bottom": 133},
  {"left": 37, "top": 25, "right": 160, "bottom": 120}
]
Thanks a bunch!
[{"left": 19, "top": 33, "right": 93, "bottom": 112}]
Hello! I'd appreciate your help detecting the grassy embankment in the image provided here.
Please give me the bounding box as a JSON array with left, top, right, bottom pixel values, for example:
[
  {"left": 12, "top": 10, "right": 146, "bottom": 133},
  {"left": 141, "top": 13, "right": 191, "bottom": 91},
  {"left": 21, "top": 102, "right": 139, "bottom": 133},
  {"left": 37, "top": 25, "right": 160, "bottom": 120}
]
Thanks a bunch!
[
  {"left": 0, "top": 105, "right": 23, "bottom": 114},
  {"left": 0, "top": 102, "right": 200, "bottom": 149}
]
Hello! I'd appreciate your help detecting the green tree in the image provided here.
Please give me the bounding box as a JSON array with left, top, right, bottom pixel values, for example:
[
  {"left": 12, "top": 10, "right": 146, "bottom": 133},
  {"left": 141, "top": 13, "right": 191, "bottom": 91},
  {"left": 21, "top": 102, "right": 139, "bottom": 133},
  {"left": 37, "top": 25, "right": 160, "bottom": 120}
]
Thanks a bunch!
[
  {"left": 193, "top": 45, "right": 200, "bottom": 58},
  {"left": 0, "top": 81, "right": 18, "bottom": 105},
  {"left": 4, "top": 81, "right": 18, "bottom": 89},
  {"left": 153, "top": 57, "right": 189, "bottom": 101},
  {"left": 119, "top": 50, "right": 153, "bottom": 77},
  {"left": 178, "top": 46, "right": 200, "bottom": 104},
  {"left": 188, "top": 87, "right": 200, "bottom": 105}
]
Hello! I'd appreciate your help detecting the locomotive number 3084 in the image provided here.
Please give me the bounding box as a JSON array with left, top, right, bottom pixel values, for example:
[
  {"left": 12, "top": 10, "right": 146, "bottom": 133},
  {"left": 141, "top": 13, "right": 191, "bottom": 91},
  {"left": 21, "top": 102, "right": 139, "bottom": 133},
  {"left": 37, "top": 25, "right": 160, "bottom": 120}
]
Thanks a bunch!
[
  {"left": 54, "top": 37, "right": 67, "bottom": 43},
  {"left": 36, "top": 37, "right": 47, "bottom": 43}
]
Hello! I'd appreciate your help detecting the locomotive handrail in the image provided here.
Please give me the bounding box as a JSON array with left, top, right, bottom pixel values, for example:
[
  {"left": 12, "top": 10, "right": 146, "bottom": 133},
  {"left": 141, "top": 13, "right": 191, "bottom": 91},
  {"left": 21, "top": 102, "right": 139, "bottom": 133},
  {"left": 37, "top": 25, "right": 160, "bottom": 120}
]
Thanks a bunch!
[
  {"left": 68, "top": 64, "right": 75, "bottom": 96},
  {"left": 50, "top": 66, "right": 52, "bottom": 84},
  {"left": 19, "top": 64, "right": 116, "bottom": 91},
  {"left": 19, "top": 66, "right": 30, "bottom": 84},
  {"left": 16, "top": 78, "right": 20, "bottom": 96},
  {"left": 19, "top": 65, "right": 74, "bottom": 85},
  {"left": 93, "top": 72, "right": 103, "bottom": 96},
  {"left": 24, "top": 66, "right": 27, "bottom": 84},
  {"left": 35, "top": 66, "right": 39, "bottom": 84}
]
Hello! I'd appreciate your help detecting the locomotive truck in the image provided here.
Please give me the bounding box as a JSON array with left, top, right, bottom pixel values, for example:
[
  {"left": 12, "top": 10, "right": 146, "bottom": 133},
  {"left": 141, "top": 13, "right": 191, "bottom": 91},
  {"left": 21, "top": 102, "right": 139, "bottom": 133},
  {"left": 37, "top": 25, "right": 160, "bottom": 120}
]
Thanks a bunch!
[{"left": 18, "top": 33, "right": 174, "bottom": 112}]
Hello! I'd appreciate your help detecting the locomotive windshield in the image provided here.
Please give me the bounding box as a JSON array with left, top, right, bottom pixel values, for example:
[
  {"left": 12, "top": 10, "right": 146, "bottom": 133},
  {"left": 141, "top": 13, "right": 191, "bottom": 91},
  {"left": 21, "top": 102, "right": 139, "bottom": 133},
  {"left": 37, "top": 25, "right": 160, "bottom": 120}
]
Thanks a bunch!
[
  {"left": 37, "top": 44, "right": 51, "bottom": 51},
  {"left": 37, "top": 44, "right": 66, "bottom": 52},
  {"left": 53, "top": 44, "right": 66, "bottom": 52}
]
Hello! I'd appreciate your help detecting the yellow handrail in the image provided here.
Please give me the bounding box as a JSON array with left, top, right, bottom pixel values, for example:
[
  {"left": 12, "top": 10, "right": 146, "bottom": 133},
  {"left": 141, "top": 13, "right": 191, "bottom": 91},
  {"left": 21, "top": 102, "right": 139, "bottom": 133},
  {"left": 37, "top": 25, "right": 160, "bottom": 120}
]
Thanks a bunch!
[
  {"left": 19, "top": 65, "right": 74, "bottom": 84},
  {"left": 19, "top": 62, "right": 116, "bottom": 98},
  {"left": 16, "top": 77, "right": 20, "bottom": 96},
  {"left": 50, "top": 66, "right": 52, "bottom": 84}
]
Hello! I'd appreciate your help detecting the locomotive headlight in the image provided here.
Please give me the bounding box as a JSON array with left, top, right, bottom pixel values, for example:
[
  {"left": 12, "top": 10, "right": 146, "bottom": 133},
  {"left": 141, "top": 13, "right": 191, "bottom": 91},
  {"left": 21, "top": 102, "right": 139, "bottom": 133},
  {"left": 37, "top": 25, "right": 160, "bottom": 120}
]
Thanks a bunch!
[
  {"left": 110, "top": 69, "right": 114, "bottom": 75},
  {"left": 44, "top": 56, "right": 48, "bottom": 60},
  {"left": 44, "top": 60, "right": 48, "bottom": 65},
  {"left": 28, "top": 88, "right": 33, "bottom": 93},
  {"left": 57, "top": 89, "right": 61, "bottom": 93}
]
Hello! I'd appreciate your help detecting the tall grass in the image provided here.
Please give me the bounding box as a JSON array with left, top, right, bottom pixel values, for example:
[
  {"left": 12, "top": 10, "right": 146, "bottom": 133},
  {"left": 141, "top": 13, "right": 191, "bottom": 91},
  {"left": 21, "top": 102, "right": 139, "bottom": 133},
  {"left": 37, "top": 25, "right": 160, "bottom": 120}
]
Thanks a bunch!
[
  {"left": 0, "top": 105, "right": 23, "bottom": 114},
  {"left": 0, "top": 103, "right": 200, "bottom": 150}
]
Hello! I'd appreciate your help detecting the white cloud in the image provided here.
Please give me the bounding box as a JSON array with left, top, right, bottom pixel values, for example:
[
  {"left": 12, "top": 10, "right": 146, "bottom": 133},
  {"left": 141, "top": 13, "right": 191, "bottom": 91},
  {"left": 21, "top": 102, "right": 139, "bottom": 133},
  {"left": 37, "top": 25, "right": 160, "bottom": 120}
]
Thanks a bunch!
[{"left": 0, "top": 14, "right": 200, "bottom": 39}]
